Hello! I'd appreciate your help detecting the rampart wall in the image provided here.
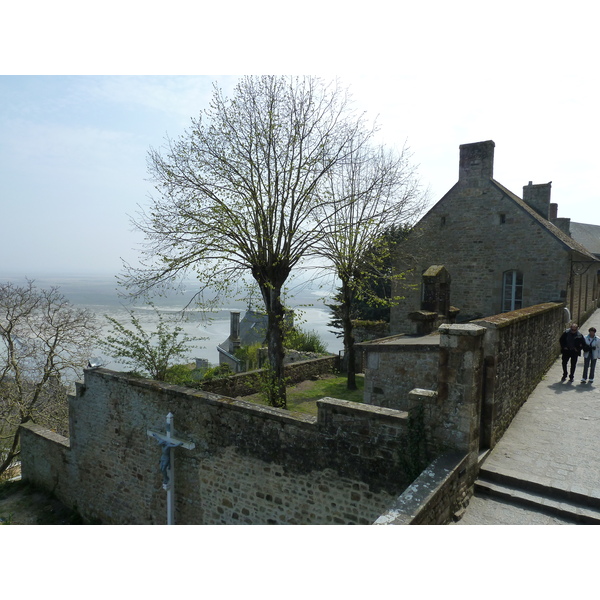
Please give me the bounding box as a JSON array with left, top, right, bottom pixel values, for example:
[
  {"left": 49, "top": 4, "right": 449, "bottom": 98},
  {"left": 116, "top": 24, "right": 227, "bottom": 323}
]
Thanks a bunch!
[
  {"left": 20, "top": 302, "right": 567, "bottom": 525},
  {"left": 473, "top": 302, "right": 565, "bottom": 446},
  {"left": 365, "top": 302, "right": 567, "bottom": 524},
  {"left": 21, "top": 368, "right": 414, "bottom": 524}
]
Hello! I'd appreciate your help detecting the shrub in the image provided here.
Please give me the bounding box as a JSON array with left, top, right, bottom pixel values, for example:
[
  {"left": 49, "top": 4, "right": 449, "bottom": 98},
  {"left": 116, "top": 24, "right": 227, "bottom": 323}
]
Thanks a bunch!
[{"left": 286, "top": 328, "right": 327, "bottom": 354}]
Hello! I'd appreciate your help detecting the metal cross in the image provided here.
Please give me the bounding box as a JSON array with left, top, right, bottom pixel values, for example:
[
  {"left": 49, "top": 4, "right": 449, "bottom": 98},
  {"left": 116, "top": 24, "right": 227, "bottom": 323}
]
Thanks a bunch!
[{"left": 147, "top": 412, "right": 195, "bottom": 525}]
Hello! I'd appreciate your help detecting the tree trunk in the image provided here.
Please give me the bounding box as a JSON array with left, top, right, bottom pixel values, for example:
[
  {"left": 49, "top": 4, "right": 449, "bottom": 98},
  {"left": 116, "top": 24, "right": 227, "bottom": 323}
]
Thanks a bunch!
[
  {"left": 341, "top": 280, "right": 357, "bottom": 391},
  {"left": 257, "top": 278, "right": 288, "bottom": 409},
  {"left": 0, "top": 428, "right": 21, "bottom": 478}
]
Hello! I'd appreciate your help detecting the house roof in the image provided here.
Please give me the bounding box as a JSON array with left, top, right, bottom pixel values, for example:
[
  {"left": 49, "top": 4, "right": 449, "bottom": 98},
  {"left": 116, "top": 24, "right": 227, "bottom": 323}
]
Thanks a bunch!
[
  {"left": 220, "top": 309, "right": 268, "bottom": 350},
  {"left": 569, "top": 222, "right": 600, "bottom": 257},
  {"left": 491, "top": 180, "right": 598, "bottom": 262}
]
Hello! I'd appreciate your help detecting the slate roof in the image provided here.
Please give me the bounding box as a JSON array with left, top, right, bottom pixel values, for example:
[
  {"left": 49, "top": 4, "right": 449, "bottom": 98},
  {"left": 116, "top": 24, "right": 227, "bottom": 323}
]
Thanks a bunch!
[
  {"left": 569, "top": 222, "right": 600, "bottom": 257},
  {"left": 491, "top": 180, "right": 598, "bottom": 262},
  {"left": 220, "top": 309, "right": 268, "bottom": 351}
]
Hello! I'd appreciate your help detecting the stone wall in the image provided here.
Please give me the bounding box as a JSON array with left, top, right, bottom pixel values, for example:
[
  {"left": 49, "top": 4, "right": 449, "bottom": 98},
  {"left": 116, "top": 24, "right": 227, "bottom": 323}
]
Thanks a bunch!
[
  {"left": 473, "top": 302, "right": 565, "bottom": 447},
  {"left": 374, "top": 453, "right": 473, "bottom": 525},
  {"left": 20, "top": 368, "right": 412, "bottom": 524},
  {"left": 374, "top": 303, "right": 566, "bottom": 525},
  {"left": 19, "top": 302, "right": 569, "bottom": 525},
  {"left": 360, "top": 335, "right": 439, "bottom": 410},
  {"left": 199, "top": 354, "right": 338, "bottom": 397}
]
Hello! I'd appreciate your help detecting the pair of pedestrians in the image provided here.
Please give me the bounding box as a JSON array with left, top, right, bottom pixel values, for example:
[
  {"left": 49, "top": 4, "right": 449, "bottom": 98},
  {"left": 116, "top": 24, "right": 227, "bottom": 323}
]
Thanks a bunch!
[{"left": 560, "top": 323, "right": 599, "bottom": 383}]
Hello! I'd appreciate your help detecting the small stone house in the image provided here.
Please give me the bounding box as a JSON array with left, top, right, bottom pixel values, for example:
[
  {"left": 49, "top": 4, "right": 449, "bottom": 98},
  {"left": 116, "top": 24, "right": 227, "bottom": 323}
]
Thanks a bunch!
[
  {"left": 218, "top": 309, "right": 268, "bottom": 372},
  {"left": 391, "top": 140, "right": 600, "bottom": 334}
]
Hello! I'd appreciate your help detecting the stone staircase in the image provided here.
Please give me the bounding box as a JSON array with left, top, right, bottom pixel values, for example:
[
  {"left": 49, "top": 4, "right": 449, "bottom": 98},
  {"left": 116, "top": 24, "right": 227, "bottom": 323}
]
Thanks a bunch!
[{"left": 475, "top": 464, "right": 600, "bottom": 525}]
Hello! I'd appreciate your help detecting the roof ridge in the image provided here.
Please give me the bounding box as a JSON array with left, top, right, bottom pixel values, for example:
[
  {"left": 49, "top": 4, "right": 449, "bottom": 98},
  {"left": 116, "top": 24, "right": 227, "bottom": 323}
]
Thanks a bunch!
[{"left": 491, "top": 179, "right": 597, "bottom": 261}]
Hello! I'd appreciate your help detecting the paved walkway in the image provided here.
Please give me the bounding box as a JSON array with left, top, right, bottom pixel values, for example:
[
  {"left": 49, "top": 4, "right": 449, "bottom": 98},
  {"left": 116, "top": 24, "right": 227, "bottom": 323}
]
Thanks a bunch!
[{"left": 455, "top": 310, "right": 600, "bottom": 525}]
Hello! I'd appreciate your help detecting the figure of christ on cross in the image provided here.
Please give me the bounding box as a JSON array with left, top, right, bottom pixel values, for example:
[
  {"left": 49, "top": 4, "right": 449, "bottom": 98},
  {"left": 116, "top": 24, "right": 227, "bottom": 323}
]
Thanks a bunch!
[{"left": 147, "top": 412, "right": 195, "bottom": 525}]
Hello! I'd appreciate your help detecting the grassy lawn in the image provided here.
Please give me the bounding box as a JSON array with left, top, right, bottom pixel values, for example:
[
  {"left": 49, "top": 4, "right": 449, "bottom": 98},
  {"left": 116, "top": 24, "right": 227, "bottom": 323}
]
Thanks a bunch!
[{"left": 241, "top": 373, "right": 364, "bottom": 416}]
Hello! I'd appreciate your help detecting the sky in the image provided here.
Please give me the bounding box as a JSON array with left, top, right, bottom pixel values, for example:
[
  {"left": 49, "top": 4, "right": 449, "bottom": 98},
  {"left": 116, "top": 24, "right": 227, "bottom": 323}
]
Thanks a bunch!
[{"left": 2, "top": 2, "right": 599, "bottom": 286}]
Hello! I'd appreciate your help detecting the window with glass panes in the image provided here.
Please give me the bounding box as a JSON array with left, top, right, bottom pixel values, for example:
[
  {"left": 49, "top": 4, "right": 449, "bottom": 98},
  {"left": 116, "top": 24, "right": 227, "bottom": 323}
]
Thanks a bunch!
[{"left": 502, "top": 270, "right": 523, "bottom": 311}]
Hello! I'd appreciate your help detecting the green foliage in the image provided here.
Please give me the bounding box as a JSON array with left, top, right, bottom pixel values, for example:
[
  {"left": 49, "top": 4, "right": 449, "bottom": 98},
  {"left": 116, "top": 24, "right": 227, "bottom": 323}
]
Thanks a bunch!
[
  {"left": 201, "top": 364, "right": 233, "bottom": 382},
  {"left": 234, "top": 342, "right": 263, "bottom": 372},
  {"left": 257, "top": 362, "right": 289, "bottom": 409},
  {"left": 99, "top": 304, "right": 203, "bottom": 381},
  {"left": 164, "top": 363, "right": 203, "bottom": 385},
  {"left": 327, "top": 224, "right": 412, "bottom": 332},
  {"left": 285, "top": 328, "right": 327, "bottom": 354}
]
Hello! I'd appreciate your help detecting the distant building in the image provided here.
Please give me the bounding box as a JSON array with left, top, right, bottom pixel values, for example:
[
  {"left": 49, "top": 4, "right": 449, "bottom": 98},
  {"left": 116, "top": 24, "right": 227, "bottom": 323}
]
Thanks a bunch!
[
  {"left": 391, "top": 140, "right": 600, "bottom": 334},
  {"left": 217, "top": 309, "right": 268, "bottom": 373}
]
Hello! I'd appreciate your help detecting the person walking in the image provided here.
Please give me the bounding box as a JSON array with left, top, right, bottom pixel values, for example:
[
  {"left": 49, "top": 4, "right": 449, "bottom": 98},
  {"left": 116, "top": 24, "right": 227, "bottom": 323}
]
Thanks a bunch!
[
  {"left": 560, "top": 322, "right": 585, "bottom": 382},
  {"left": 581, "top": 327, "right": 599, "bottom": 384}
]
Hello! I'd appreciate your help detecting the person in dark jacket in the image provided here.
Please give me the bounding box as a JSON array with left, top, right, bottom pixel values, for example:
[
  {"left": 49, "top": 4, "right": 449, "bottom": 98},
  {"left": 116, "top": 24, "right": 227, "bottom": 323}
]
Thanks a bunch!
[{"left": 560, "top": 323, "right": 585, "bottom": 382}]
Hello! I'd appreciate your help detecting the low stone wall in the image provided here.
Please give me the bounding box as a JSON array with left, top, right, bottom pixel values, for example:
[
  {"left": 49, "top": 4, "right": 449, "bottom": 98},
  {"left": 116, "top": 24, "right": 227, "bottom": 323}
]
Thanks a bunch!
[
  {"left": 200, "top": 354, "right": 339, "bottom": 397},
  {"left": 19, "top": 423, "right": 72, "bottom": 498},
  {"left": 374, "top": 453, "right": 472, "bottom": 525},
  {"left": 20, "top": 367, "right": 413, "bottom": 525},
  {"left": 359, "top": 335, "right": 440, "bottom": 410}
]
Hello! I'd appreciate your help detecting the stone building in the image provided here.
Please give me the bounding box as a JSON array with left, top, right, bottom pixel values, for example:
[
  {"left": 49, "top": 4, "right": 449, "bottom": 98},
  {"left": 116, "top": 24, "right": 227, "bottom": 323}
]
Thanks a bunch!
[
  {"left": 391, "top": 140, "right": 600, "bottom": 334},
  {"left": 217, "top": 309, "right": 268, "bottom": 372}
]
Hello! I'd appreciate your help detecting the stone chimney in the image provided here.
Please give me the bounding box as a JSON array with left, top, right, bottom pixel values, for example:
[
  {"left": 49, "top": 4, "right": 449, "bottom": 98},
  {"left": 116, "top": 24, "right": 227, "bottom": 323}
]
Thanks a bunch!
[
  {"left": 547, "top": 201, "right": 571, "bottom": 235},
  {"left": 229, "top": 311, "right": 241, "bottom": 352},
  {"left": 459, "top": 140, "right": 495, "bottom": 185},
  {"left": 523, "top": 181, "right": 552, "bottom": 219},
  {"left": 554, "top": 217, "right": 571, "bottom": 236}
]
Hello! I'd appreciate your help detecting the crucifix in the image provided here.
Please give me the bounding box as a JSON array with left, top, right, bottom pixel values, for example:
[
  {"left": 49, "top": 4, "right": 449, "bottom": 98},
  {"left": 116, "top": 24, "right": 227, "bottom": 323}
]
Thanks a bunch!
[{"left": 147, "top": 412, "right": 195, "bottom": 525}]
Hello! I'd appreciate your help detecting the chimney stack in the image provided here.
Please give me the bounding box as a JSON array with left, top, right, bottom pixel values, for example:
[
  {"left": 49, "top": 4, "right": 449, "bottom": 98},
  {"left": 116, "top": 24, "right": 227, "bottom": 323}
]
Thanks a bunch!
[
  {"left": 523, "top": 181, "right": 552, "bottom": 220},
  {"left": 459, "top": 140, "right": 495, "bottom": 185},
  {"left": 229, "top": 311, "right": 241, "bottom": 352}
]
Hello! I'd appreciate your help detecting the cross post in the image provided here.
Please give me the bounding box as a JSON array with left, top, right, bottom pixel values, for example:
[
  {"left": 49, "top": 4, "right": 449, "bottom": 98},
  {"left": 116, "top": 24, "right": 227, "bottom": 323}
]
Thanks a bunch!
[{"left": 147, "top": 412, "right": 195, "bottom": 525}]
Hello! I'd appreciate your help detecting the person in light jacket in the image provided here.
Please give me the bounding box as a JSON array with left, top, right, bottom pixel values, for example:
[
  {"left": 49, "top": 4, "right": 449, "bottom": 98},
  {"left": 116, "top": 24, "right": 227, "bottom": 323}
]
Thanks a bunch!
[{"left": 581, "top": 327, "right": 599, "bottom": 384}]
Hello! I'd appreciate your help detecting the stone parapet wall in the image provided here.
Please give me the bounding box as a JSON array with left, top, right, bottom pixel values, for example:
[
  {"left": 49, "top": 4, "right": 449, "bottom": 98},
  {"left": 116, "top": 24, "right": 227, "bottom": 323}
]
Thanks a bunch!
[
  {"left": 473, "top": 302, "right": 565, "bottom": 447},
  {"left": 374, "top": 453, "right": 473, "bottom": 525},
  {"left": 21, "top": 367, "right": 412, "bottom": 524},
  {"left": 19, "top": 423, "right": 73, "bottom": 505}
]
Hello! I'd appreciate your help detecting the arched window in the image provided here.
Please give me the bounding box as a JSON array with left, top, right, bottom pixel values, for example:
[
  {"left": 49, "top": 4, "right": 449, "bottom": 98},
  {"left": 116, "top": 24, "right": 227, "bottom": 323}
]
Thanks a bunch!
[{"left": 502, "top": 270, "right": 523, "bottom": 311}]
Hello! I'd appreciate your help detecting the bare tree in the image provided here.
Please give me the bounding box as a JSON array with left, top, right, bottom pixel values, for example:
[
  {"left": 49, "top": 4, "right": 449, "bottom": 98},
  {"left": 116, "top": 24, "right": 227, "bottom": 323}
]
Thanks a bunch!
[
  {"left": 313, "top": 142, "right": 428, "bottom": 389},
  {"left": 121, "top": 76, "right": 374, "bottom": 408},
  {"left": 0, "top": 280, "right": 99, "bottom": 477}
]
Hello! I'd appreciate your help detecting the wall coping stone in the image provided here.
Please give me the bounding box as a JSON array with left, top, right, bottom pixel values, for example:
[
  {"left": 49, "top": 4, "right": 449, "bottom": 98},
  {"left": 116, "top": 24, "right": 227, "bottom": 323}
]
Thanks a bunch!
[
  {"left": 86, "top": 368, "right": 317, "bottom": 428},
  {"left": 357, "top": 335, "right": 440, "bottom": 351},
  {"left": 472, "top": 302, "right": 564, "bottom": 329},
  {"left": 409, "top": 388, "right": 438, "bottom": 399},
  {"left": 317, "top": 397, "right": 409, "bottom": 421},
  {"left": 20, "top": 421, "right": 70, "bottom": 448},
  {"left": 373, "top": 452, "right": 467, "bottom": 525},
  {"left": 438, "top": 323, "right": 486, "bottom": 336}
]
